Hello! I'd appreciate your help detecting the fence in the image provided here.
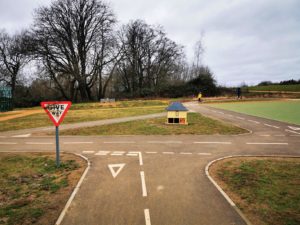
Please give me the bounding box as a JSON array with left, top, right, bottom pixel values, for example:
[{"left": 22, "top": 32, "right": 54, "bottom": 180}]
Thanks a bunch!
[{"left": 0, "top": 87, "right": 13, "bottom": 112}]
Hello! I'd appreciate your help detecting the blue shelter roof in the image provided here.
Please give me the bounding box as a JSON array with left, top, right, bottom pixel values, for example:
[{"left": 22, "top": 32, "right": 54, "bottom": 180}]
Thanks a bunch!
[{"left": 166, "top": 102, "right": 188, "bottom": 111}]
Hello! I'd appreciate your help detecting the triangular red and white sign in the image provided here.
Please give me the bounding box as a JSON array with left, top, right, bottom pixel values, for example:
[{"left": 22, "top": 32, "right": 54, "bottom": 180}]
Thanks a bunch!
[{"left": 41, "top": 101, "right": 72, "bottom": 126}]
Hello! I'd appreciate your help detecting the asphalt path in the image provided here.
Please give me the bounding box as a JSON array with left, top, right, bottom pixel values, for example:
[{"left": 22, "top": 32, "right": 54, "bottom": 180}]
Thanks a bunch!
[{"left": 0, "top": 102, "right": 299, "bottom": 225}]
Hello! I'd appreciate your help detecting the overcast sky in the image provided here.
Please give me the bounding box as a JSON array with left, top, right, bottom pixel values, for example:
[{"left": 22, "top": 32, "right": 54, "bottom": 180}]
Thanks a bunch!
[{"left": 1, "top": 0, "right": 299, "bottom": 86}]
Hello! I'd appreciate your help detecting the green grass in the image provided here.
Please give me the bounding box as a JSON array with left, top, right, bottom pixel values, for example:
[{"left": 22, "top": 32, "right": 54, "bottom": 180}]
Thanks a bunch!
[
  {"left": 210, "top": 100, "right": 300, "bottom": 125},
  {"left": 247, "top": 84, "right": 300, "bottom": 92},
  {"left": 0, "top": 105, "right": 166, "bottom": 132},
  {"left": 0, "top": 153, "right": 83, "bottom": 225},
  {"left": 212, "top": 157, "right": 300, "bottom": 225},
  {"left": 59, "top": 113, "right": 246, "bottom": 135}
]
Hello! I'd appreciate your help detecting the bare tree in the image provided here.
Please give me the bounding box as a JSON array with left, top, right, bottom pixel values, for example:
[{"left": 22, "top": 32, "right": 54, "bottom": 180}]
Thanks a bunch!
[
  {"left": 33, "top": 0, "right": 116, "bottom": 101},
  {"left": 0, "top": 29, "right": 29, "bottom": 103}
]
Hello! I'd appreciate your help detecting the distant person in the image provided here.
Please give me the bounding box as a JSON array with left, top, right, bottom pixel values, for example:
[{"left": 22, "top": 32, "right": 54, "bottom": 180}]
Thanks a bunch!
[
  {"left": 198, "top": 92, "right": 202, "bottom": 102},
  {"left": 237, "top": 88, "right": 242, "bottom": 99}
]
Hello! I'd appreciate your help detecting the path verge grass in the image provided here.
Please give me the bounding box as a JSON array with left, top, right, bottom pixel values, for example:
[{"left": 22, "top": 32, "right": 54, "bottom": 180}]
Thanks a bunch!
[
  {"left": 210, "top": 157, "right": 300, "bottom": 225},
  {"left": 0, "top": 153, "right": 85, "bottom": 225},
  {"left": 210, "top": 100, "right": 300, "bottom": 125},
  {"left": 59, "top": 112, "right": 246, "bottom": 135}
]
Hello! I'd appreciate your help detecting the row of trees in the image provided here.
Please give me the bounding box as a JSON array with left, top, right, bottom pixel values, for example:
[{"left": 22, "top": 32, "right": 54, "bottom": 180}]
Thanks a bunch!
[{"left": 0, "top": 0, "right": 218, "bottom": 106}]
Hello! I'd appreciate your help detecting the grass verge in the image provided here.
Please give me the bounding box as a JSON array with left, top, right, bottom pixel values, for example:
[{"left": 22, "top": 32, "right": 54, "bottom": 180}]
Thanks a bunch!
[
  {"left": 59, "top": 112, "right": 246, "bottom": 135},
  {"left": 0, "top": 153, "right": 85, "bottom": 225},
  {"left": 210, "top": 157, "right": 300, "bottom": 225}
]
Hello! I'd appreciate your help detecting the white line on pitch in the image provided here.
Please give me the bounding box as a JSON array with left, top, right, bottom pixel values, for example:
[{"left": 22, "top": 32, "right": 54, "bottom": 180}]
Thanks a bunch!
[
  {"left": 82, "top": 151, "right": 95, "bottom": 154},
  {"left": 146, "top": 152, "right": 157, "bottom": 154},
  {"left": 103, "top": 141, "right": 136, "bottom": 144},
  {"left": 285, "top": 129, "right": 300, "bottom": 135},
  {"left": 0, "top": 142, "right": 17, "bottom": 145},
  {"left": 194, "top": 142, "right": 232, "bottom": 145},
  {"left": 236, "top": 116, "right": 245, "bottom": 120},
  {"left": 25, "top": 142, "right": 53, "bottom": 145},
  {"left": 180, "top": 152, "right": 192, "bottom": 155},
  {"left": 140, "top": 171, "right": 148, "bottom": 197},
  {"left": 163, "top": 152, "right": 175, "bottom": 154},
  {"left": 147, "top": 141, "right": 182, "bottom": 144},
  {"left": 64, "top": 142, "right": 93, "bottom": 144},
  {"left": 198, "top": 153, "right": 212, "bottom": 155},
  {"left": 246, "top": 142, "right": 288, "bottom": 145},
  {"left": 248, "top": 120, "right": 260, "bottom": 124},
  {"left": 264, "top": 124, "right": 280, "bottom": 129},
  {"left": 144, "top": 209, "right": 151, "bottom": 225}
]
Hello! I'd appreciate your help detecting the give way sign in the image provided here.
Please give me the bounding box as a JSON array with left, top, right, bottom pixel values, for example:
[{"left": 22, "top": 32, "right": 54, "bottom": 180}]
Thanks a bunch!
[{"left": 41, "top": 101, "right": 72, "bottom": 126}]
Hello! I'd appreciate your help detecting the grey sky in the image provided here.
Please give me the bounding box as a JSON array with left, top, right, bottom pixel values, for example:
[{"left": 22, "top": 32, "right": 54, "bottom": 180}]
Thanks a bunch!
[{"left": 1, "top": 0, "right": 299, "bottom": 86}]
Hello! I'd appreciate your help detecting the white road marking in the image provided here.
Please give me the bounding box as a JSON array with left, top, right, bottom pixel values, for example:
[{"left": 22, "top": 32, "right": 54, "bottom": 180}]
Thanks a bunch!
[
  {"left": 260, "top": 134, "right": 271, "bottom": 137},
  {"left": 111, "top": 153, "right": 124, "bottom": 156},
  {"left": 236, "top": 117, "right": 245, "bottom": 120},
  {"left": 108, "top": 164, "right": 125, "bottom": 178},
  {"left": 82, "top": 151, "right": 95, "bottom": 154},
  {"left": 126, "top": 153, "right": 138, "bottom": 157},
  {"left": 129, "top": 151, "right": 143, "bottom": 165},
  {"left": 291, "top": 135, "right": 300, "bottom": 137},
  {"left": 285, "top": 129, "right": 300, "bottom": 135},
  {"left": 147, "top": 141, "right": 182, "bottom": 144},
  {"left": 248, "top": 120, "right": 260, "bottom": 124},
  {"left": 246, "top": 142, "right": 288, "bottom": 145},
  {"left": 140, "top": 171, "right": 148, "bottom": 197},
  {"left": 198, "top": 153, "right": 212, "bottom": 155},
  {"left": 64, "top": 142, "right": 93, "bottom": 144},
  {"left": 264, "top": 123, "right": 280, "bottom": 129},
  {"left": 12, "top": 133, "right": 31, "bottom": 138},
  {"left": 180, "top": 152, "right": 192, "bottom": 155},
  {"left": 0, "top": 136, "right": 6, "bottom": 138},
  {"left": 194, "top": 142, "right": 232, "bottom": 145},
  {"left": 218, "top": 111, "right": 225, "bottom": 114},
  {"left": 144, "top": 209, "right": 151, "bottom": 225},
  {"left": 95, "top": 151, "right": 110, "bottom": 155},
  {"left": 274, "top": 134, "right": 285, "bottom": 137},
  {"left": 163, "top": 152, "right": 175, "bottom": 154},
  {"left": 104, "top": 141, "right": 136, "bottom": 144},
  {"left": 25, "top": 142, "right": 53, "bottom": 145},
  {"left": 288, "top": 126, "right": 300, "bottom": 131},
  {"left": 227, "top": 114, "right": 233, "bottom": 117},
  {"left": 146, "top": 152, "right": 157, "bottom": 154},
  {"left": 0, "top": 142, "right": 17, "bottom": 145}
]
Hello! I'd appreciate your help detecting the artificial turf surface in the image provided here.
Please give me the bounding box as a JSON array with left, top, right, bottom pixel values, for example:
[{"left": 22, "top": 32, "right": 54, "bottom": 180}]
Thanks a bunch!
[{"left": 209, "top": 100, "right": 300, "bottom": 125}]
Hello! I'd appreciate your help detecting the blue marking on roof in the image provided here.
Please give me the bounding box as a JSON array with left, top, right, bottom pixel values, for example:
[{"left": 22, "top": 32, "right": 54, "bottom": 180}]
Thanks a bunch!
[{"left": 166, "top": 102, "right": 188, "bottom": 111}]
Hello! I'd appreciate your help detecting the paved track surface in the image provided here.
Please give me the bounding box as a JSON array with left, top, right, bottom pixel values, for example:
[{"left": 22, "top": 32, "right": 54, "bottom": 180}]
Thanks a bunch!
[{"left": 1, "top": 102, "right": 299, "bottom": 225}]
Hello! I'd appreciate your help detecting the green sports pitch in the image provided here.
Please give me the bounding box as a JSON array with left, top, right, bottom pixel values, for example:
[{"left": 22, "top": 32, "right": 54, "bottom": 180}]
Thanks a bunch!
[{"left": 209, "top": 100, "right": 300, "bottom": 125}]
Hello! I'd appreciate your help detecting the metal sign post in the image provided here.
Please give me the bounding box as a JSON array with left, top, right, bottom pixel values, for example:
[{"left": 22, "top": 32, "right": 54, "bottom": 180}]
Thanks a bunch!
[{"left": 41, "top": 101, "right": 71, "bottom": 167}]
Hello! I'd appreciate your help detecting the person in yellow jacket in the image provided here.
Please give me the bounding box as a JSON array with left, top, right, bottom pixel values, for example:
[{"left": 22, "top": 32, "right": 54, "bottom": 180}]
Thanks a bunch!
[{"left": 198, "top": 92, "right": 202, "bottom": 102}]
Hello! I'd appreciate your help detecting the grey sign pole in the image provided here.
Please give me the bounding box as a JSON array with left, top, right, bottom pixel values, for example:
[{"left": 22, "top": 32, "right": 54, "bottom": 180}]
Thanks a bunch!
[{"left": 55, "top": 126, "right": 60, "bottom": 167}]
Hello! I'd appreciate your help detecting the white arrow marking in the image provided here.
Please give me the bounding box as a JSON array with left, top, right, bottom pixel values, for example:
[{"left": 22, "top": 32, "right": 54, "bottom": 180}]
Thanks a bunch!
[
  {"left": 288, "top": 126, "right": 300, "bottom": 131},
  {"left": 108, "top": 164, "right": 125, "bottom": 178}
]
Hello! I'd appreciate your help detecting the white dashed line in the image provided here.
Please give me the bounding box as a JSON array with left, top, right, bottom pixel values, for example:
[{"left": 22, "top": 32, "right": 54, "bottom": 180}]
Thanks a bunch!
[
  {"left": 64, "top": 142, "right": 93, "bottom": 144},
  {"left": 12, "top": 133, "right": 31, "bottom": 138},
  {"left": 146, "top": 152, "right": 157, "bottom": 154},
  {"left": 246, "top": 142, "right": 288, "bottom": 145},
  {"left": 126, "top": 153, "right": 138, "bottom": 157},
  {"left": 111, "top": 151, "right": 126, "bottom": 156},
  {"left": 0, "top": 142, "right": 17, "bottom": 145},
  {"left": 198, "top": 153, "right": 212, "bottom": 156},
  {"left": 285, "top": 129, "right": 300, "bottom": 135},
  {"left": 259, "top": 134, "right": 271, "bottom": 137},
  {"left": 180, "top": 152, "right": 192, "bottom": 155},
  {"left": 236, "top": 117, "right": 245, "bottom": 120},
  {"left": 264, "top": 124, "right": 279, "bottom": 129},
  {"left": 194, "top": 142, "right": 232, "bottom": 145},
  {"left": 144, "top": 209, "right": 151, "bottom": 225},
  {"left": 274, "top": 134, "right": 285, "bottom": 137},
  {"left": 129, "top": 152, "right": 143, "bottom": 165},
  {"left": 147, "top": 141, "right": 182, "bottom": 144},
  {"left": 140, "top": 171, "right": 148, "bottom": 197},
  {"left": 163, "top": 152, "right": 175, "bottom": 154},
  {"left": 248, "top": 120, "right": 260, "bottom": 124},
  {"left": 25, "top": 142, "right": 53, "bottom": 145},
  {"left": 82, "top": 151, "right": 95, "bottom": 154},
  {"left": 95, "top": 151, "right": 110, "bottom": 156}
]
